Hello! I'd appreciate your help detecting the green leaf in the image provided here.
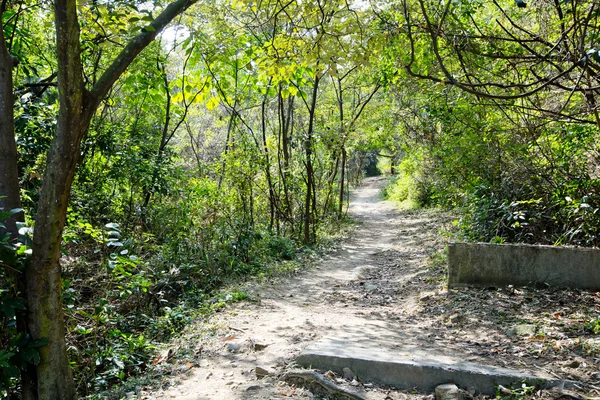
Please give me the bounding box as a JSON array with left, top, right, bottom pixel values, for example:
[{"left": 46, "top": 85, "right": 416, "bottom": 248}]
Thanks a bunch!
[
  {"left": 113, "top": 357, "right": 125, "bottom": 369},
  {"left": 21, "top": 347, "right": 40, "bottom": 365},
  {"left": 142, "top": 25, "right": 156, "bottom": 33},
  {"left": 2, "top": 302, "right": 15, "bottom": 319}
]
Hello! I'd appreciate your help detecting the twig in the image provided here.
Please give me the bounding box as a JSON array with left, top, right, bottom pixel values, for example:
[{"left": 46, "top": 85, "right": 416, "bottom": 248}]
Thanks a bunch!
[{"left": 281, "top": 369, "right": 366, "bottom": 400}]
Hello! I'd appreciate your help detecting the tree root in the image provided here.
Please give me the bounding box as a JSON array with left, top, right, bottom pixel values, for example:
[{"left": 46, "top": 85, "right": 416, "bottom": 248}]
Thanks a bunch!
[{"left": 280, "top": 369, "right": 366, "bottom": 400}]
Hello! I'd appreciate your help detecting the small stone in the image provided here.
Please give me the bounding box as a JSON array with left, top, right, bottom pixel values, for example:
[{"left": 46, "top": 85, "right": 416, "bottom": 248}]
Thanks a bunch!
[
  {"left": 566, "top": 360, "right": 581, "bottom": 369},
  {"left": 435, "top": 383, "right": 461, "bottom": 400},
  {"left": 253, "top": 342, "right": 269, "bottom": 351},
  {"left": 226, "top": 342, "right": 242, "bottom": 353},
  {"left": 419, "top": 294, "right": 432, "bottom": 302},
  {"left": 449, "top": 314, "right": 466, "bottom": 325},
  {"left": 255, "top": 366, "right": 272, "bottom": 378},
  {"left": 342, "top": 367, "right": 356, "bottom": 380},
  {"left": 246, "top": 385, "right": 261, "bottom": 391},
  {"left": 363, "top": 283, "right": 378, "bottom": 292}
]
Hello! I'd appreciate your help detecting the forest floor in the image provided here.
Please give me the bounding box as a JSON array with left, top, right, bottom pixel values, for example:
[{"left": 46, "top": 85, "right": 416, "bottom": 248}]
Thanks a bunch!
[{"left": 135, "top": 177, "right": 599, "bottom": 400}]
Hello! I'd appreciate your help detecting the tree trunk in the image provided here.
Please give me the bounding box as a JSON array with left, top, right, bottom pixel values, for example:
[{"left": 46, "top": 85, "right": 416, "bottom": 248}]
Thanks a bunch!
[
  {"left": 338, "top": 146, "right": 347, "bottom": 220},
  {"left": 23, "top": 0, "right": 199, "bottom": 397},
  {"left": 261, "top": 87, "right": 276, "bottom": 232},
  {"left": 0, "top": 26, "right": 22, "bottom": 237},
  {"left": 25, "top": 0, "right": 85, "bottom": 397},
  {"left": 303, "top": 75, "right": 320, "bottom": 244},
  {"left": 277, "top": 88, "right": 293, "bottom": 230},
  {"left": 143, "top": 63, "right": 171, "bottom": 210},
  {"left": 0, "top": 21, "right": 37, "bottom": 400}
]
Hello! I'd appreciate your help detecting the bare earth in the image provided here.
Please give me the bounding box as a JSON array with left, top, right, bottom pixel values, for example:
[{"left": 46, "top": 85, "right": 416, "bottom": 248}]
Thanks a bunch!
[{"left": 142, "top": 177, "right": 599, "bottom": 400}]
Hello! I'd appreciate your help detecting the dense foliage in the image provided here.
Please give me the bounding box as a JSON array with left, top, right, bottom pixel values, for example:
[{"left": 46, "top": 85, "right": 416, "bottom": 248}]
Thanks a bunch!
[
  {"left": 381, "top": 0, "right": 600, "bottom": 246},
  {"left": 1, "top": 0, "right": 599, "bottom": 397}
]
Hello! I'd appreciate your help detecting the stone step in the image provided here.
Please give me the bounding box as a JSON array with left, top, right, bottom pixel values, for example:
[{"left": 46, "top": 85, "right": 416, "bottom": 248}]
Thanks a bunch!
[{"left": 296, "top": 337, "right": 574, "bottom": 395}]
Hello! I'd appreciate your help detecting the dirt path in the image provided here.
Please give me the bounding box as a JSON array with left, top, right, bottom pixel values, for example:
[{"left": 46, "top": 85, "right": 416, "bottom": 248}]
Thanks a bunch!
[
  {"left": 141, "top": 177, "right": 445, "bottom": 399},
  {"left": 142, "top": 177, "right": 598, "bottom": 399}
]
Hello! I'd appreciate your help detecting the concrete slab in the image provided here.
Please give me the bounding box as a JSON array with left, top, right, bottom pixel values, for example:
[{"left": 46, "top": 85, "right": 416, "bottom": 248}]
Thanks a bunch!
[
  {"left": 448, "top": 242, "right": 600, "bottom": 290},
  {"left": 296, "top": 337, "right": 572, "bottom": 395}
]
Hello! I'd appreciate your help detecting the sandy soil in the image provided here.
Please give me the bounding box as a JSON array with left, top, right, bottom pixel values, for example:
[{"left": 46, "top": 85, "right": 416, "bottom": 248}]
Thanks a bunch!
[{"left": 139, "top": 177, "right": 599, "bottom": 400}]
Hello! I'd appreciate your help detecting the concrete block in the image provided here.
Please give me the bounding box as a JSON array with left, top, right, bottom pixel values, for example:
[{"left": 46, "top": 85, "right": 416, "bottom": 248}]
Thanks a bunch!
[
  {"left": 296, "top": 337, "right": 572, "bottom": 395},
  {"left": 448, "top": 242, "right": 600, "bottom": 290}
]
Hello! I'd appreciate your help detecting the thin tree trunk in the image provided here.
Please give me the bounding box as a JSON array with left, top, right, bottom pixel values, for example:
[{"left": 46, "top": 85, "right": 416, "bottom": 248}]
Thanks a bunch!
[
  {"left": 303, "top": 75, "right": 320, "bottom": 244},
  {"left": 0, "top": 21, "right": 22, "bottom": 238},
  {"left": 277, "top": 89, "right": 293, "bottom": 230},
  {"left": 0, "top": 15, "right": 36, "bottom": 400},
  {"left": 143, "top": 62, "right": 171, "bottom": 210},
  {"left": 261, "top": 81, "right": 276, "bottom": 232},
  {"left": 334, "top": 77, "right": 346, "bottom": 220},
  {"left": 322, "top": 155, "right": 339, "bottom": 216},
  {"left": 338, "top": 147, "right": 347, "bottom": 219}
]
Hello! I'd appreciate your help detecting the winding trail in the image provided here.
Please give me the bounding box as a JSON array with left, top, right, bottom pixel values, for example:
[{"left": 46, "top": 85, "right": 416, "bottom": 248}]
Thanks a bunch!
[{"left": 147, "top": 177, "right": 448, "bottom": 399}]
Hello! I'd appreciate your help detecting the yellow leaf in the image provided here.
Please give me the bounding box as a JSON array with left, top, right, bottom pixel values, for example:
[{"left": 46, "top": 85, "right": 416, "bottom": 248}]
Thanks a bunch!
[
  {"left": 172, "top": 92, "right": 184, "bottom": 103},
  {"left": 206, "top": 96, "right": 220, "bottom": 110}
]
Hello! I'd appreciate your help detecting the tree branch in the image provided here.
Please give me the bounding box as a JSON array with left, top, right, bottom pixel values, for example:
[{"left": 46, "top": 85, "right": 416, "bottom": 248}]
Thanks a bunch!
[{"left": 85, "top": 0, "right": 197, "bottom": 119}]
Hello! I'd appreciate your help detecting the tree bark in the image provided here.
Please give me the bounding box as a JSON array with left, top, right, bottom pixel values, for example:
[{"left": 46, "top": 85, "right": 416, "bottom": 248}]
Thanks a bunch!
[
  {"left": 303, "top": 75, "right": 320, "bottom": 244},
  {"left": 261, "top": 84, "right": 276, "bottom": 232},
  {"left": 1, "top": 9, "right": 37, "bottom": 400},
  {"left": 0, "top": 17, "right": 22, "bottom": 238},
  {"left": 338, "top": 147, "right": 347, "bottom": 220},
  {"left": 25, "top": 0, "right": 84, "bottom": 397}
]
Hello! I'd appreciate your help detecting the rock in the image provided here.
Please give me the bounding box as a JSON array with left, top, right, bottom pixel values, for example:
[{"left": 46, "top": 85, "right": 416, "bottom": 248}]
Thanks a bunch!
[
  {"left": 198, "top": 359, "right": 209, "bottom": 367},
  {"left": 226, "top": 342, "right": 242, "bottom": 353},
  {"left": 253, "top": 342, "right": 269, "bottom": 351},
  {"left": 435, "top": 383, "right": 461, "bottom": 400},
  {"left": 342, "top": 367, "right": 356, "bottom": 380},
  {"left": 246, "top": 385, "right": 261, "bottom": 391},
  {"left": 255, "top": 366, "right": 272, "bottom": 378},
  {"left": 363, "top": 282, "right": 378, "bottom": 292},
  {"left": 566, "top": 360, "right": 580, "bottom": 369},
  {"left": 419, "top": 294, "right": 432, "bottom": 302},
  {"left": 448, "top": 314, "right": 466, "bottom": 325},
  {"left": 507, "top": 324, "right": 537, "bottom": 337}
]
